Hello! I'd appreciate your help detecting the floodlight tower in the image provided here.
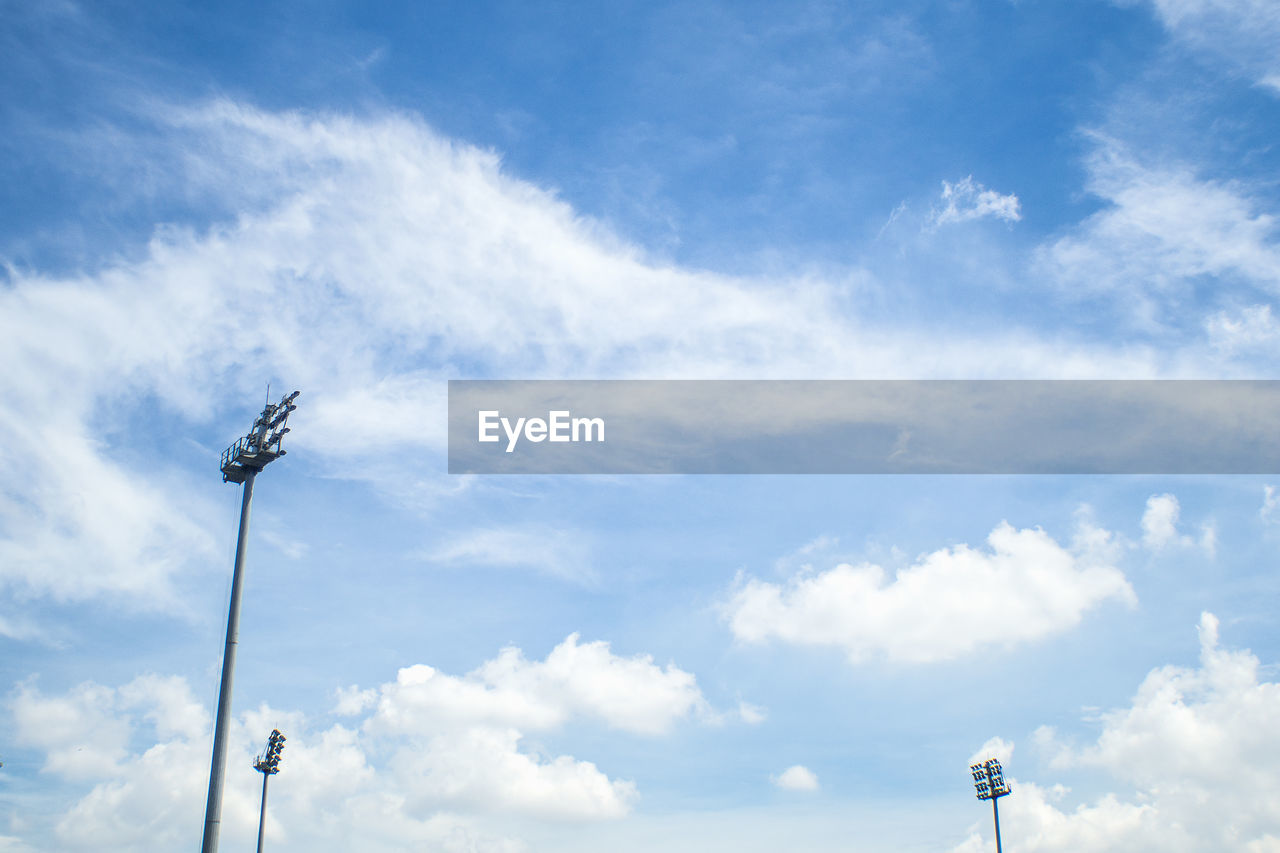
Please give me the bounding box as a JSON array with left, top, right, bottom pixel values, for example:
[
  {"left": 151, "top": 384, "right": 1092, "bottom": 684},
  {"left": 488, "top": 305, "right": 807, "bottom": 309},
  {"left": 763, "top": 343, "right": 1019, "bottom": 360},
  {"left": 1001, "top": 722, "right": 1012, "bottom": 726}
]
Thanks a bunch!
[
  {"left": 201, "top": 390, "right": 299, "bottom": 853},
  {"left": 971, "top": 757, "right": 1012, "bottom": 853},
  {"left": 253, "top": 729, "right": 286, "bottom": 853}
]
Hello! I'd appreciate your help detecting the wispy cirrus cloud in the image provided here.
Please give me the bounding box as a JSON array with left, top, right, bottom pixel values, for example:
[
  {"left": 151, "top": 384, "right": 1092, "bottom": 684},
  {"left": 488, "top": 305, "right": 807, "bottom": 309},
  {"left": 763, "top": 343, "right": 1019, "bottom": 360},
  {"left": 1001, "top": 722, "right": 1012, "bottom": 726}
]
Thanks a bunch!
[
  {"left": 0, "top": 101, "right": 1169, "bottom": 618},
  {"left": 1123, "top": 0, "right": 1280, "bottom": 91},
  {"left": 1206, "top": 304, "right": 1280, "bottom": 357},
  {"left": 424, "top": 525, "right": 594, "bottom": 583},
  {"left": 1036, "top": 134, "right": 1280, "bottom": 336}
]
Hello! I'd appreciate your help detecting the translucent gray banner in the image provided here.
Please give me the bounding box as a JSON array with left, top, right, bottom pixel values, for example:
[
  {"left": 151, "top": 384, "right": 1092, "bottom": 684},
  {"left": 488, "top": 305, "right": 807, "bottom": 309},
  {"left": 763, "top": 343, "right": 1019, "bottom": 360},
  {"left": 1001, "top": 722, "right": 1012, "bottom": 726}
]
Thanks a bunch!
[{"left": 447, "top": 380, "right": 1280, "bottom": 474}]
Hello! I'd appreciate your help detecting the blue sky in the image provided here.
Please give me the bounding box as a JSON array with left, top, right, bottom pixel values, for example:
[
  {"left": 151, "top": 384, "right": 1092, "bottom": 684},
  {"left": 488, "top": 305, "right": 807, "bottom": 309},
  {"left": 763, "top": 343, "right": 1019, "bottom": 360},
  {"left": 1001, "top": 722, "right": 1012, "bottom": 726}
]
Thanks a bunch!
[{"left": 3, "top": 1, "right": 1280, "bottom": 851}]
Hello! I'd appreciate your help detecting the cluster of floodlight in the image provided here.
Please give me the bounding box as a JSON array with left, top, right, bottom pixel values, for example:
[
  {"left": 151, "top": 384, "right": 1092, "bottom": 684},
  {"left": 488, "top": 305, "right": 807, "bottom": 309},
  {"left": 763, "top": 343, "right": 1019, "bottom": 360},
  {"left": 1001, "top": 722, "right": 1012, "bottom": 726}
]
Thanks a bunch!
[
  {"left": 970, "top": 758, "right": 1011, "bottom": 800},
  {"left": 254, "top": 729, "right": 286, "bottom": 776},
  {"left": 257, "top": 390, "right": 299, "bottom": 447},
  {"left": 221, "top": 391, "right": 300, "bottom": 483}
]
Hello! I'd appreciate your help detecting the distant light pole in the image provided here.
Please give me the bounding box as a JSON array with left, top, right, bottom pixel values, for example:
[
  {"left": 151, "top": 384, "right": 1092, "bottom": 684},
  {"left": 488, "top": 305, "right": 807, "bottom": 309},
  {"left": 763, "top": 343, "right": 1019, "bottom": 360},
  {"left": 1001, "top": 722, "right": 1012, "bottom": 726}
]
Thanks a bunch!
[
  {"left": 971, "top": 757, "right": 1012, "bottom": 853},
  {"left": 253, "top": 729, "right": 286, "bottom": 853},
  {"left": 201, "top": 390, "right": 299, "bottom": 853}
]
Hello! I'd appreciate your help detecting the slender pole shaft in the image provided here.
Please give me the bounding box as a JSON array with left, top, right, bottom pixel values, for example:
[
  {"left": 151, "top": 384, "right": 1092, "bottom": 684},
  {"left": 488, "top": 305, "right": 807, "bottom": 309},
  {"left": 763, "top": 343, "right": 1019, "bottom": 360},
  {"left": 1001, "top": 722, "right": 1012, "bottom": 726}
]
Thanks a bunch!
[
  {"left": 256, "top": 772, "right": 270, "bottom": 853},
  {"left": 201, "top": 468, "right": 258, "bottom": 853},
  {"left": 992, "top": 794, "right": 1004, "bottom": 853}
]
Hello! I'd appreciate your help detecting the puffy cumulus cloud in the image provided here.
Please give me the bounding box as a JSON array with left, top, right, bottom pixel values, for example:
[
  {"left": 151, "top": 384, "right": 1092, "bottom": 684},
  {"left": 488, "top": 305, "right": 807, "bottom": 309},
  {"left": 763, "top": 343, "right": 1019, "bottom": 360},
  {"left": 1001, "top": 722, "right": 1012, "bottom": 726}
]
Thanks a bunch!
[
  {"left": 724, "top": 521, "right": 1134, "bottom": 664},
  {"left": 0, "top": 100, "right": 1162, "bottom": 615},
  {"left": 772, "top": 765, "right": 819, "bottom": 792},
  {"left": 969, "top": 736, "right": 1015, "bottom": 768},
  {"left": 1069, "top": 506, "right": 1127, "bottom": 570},
  {"left": 957, "top": 613, "right": 1280, "bottom": 852},
  {"left": 11, "top": 674, "right": 207, "bottom": 781},
  {"left": 951, "top": 782, "right": 1164, "bottom": 853},
  {"left": 10, "top": 635, "right": 715, "bottom": 849},
  {"left": 1141, "top": 493, "right": 1183, "bottom": 549},
  {"left": 333, "top": 684, "right": 378, "bottom": 716},
  {"left": 1140, "top": 493, "right": 1216, "bottom": 555},
  {"left": 11, "top": 679, "right": 132, "bottom": 780},
  {"left": 366, "top": 633, "right": 707, "bottom": 737},
  {"left": 50, "top": 736, "right": 219, "bottom": 851},
  {"left": 1037, "top": 137, "right": 1280, "bottom": 324},
  {"left": 929, "top": 176, "right": 1021, "bottom": 227},
  {"left": 1048, "top": 614, "right": 1280, "bottom": 798},
  {"left": 39, "top": 703, "right": 514, "bottom": 853},
  {"left": 388, "top": 726, "right": 636, "bottom": 820},
  {"left": 340, "top": 631, "right": 709, "bottom": 824},
  {"left": 11, "top": 675, "right": 214, "bottom": 848}
]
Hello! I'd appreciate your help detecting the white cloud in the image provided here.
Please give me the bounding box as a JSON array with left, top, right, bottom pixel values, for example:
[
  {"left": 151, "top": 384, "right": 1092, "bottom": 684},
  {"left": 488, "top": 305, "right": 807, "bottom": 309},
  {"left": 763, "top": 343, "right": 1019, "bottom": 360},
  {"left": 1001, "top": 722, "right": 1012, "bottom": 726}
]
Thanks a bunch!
[
  {"left": 359, "top": 631, "right": 713, "bottom": 825},
  {"left": 1053, "top": 613, "right": 1280, "bottom": 792},
  {"left": 1141, "top": 493, "right": 1215, "bottom": 555},
  {"left": 260, "top": 528, "right": 310, "bottom": 561},
  {"left": 1199, "top": 524, "right": 1218, "bottom": 557},
  {"left": 0, "top": 411, "right": 218, "bottom": 608},
  {"left": 10, "top": 633, "right": 714, "bottom": 849},
  {"left": 1140, "top": 493, "right": 1182, "bottom": 549},
  {"left": 1206, "top": 305, "right": 1280, "bottom": 356},
  {"left": 773, "top": 765, "right": 819, "bottom": 792},
  {"left": 11, "top": 674, "right": 215, "bottom": 849},
  {"left": 0, "top": 613, "right": 52, "bottom": 643},
  {"left": 1070, "top": 506, "right": 1127, "bottom": 569},
  {"left": 1037, "top": 137, "right": 1280, "bottom": 318},
  {"left": 0, "top": 836, "right": 40, "bottom": 853},
  {"left": 968, "top": 736, "right": 1015, "bottom": 768},
  {"left": 367, "top": 633, "right": 707, "bottom": 737},
  {"left": 1127, "top": 0, "right": 1280, "bottom": 90},
  {"left": 0, "top": 102, "right": 1166, "bottom": 616},
  {"left": 425, "top": 525, "right": 594, "bottom": 583},
  {"left": 951, "top": 782, "right": 1162, "bottom": 853},
  {"left": 332, "top": 684, "right": 378, "bottom": 716},
  {"left": 11, "top": 679, "right": 132, "bottom": 780},
  {"left": 1262, "top": 485, "right": 1279, "bottom": 524},
  {"left": 387, "top": 726, "right": 636, "bottom": 820},
  {"left": 929, "top": 176, "right": 1021, "bottom": 226},
  {"left": 116, "top": 673, "right": 211, "bottom": 742},
  {"left": 959, "top": 613, "right": 1280, "bottom": 852},
  {"left": 724, "top": 521, "right": 1134, "bottom": 664},
  {"left": 10, "top": 673, "right": 206, "bottom": 784},
  {"left": 50, "top": 735, "right": 220, "bottom": 850},
  {"left": 770, "top": 535, "right": 841, "bottom": 575}
]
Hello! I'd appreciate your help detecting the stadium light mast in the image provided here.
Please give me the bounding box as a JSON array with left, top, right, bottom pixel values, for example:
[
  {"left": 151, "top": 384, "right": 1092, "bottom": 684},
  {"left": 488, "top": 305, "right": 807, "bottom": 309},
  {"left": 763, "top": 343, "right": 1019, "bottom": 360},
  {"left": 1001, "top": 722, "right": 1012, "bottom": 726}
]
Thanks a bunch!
[
  {"left": 201, "top": 390, "right": 299, "bottom": 853},
  {"left": 971, "top": 757, "right": 1012, "bottom": 853},
  {"left": 253, "top": 729, "right": 286, "bottom": 853}
]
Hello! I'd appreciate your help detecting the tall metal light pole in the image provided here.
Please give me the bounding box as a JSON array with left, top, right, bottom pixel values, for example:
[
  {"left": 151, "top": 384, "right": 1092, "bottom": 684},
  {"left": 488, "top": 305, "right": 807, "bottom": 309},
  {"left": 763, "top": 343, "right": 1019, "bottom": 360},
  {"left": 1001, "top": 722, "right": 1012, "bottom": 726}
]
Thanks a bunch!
[
  {"left": 253, "top": 729, "right": 286, "bottom": 853},
  {"left": 971, "top": 757, "right": 1012, "bottom": 853},
  {"left": 201, "top": 390, "right": 299, "bottom": 853}
]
